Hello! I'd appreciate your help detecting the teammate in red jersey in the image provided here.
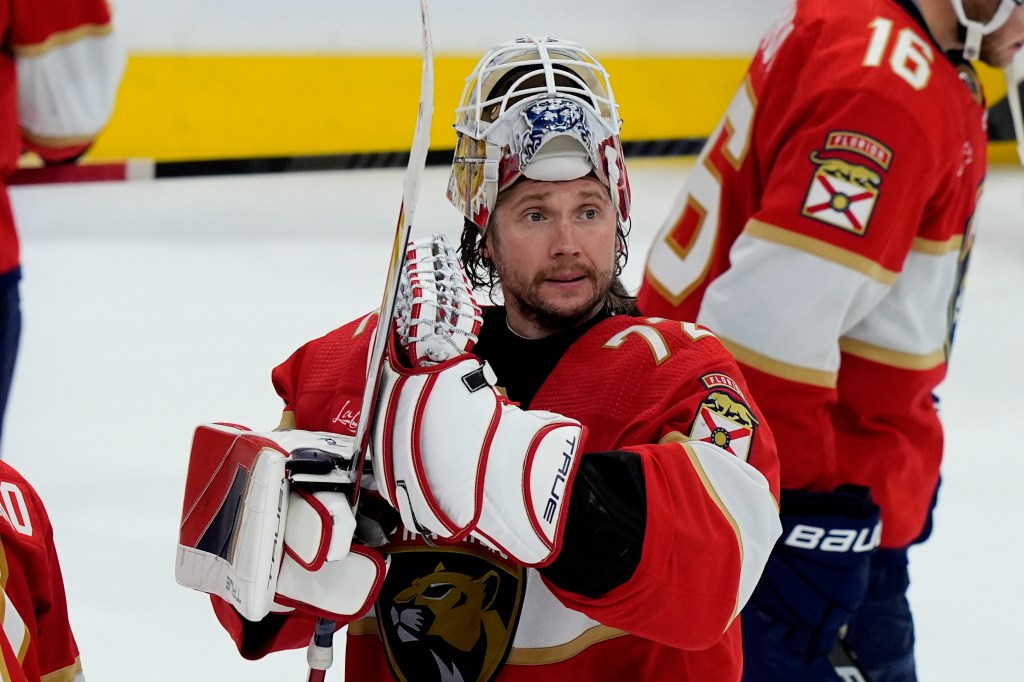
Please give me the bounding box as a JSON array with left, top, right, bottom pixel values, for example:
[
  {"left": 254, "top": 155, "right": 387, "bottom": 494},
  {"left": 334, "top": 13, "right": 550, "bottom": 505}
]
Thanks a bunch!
[
  {"left": 0, "top": 460, "right": 85, "bottom": 682},
  {"left": 0, "top": 0, "right": 125, "bottom": 446},
  {"left": 177, "top": 37, "right": 782, "bottom": 681},
  {"left": 638, "top": 1, "right": 1024, "bottom": 679}
]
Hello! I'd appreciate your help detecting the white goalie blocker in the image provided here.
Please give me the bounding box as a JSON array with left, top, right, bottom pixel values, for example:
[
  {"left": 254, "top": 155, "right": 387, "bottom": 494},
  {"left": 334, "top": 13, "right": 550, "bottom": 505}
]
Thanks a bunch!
[{"left": 176, "top": 424, "right": 387, "bottom": 622}]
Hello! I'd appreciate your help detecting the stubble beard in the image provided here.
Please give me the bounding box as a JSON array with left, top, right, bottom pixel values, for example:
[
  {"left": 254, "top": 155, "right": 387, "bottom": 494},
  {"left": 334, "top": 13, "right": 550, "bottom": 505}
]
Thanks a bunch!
[{"left": 501, "top": 264, "right": 612, "bottom": 334}]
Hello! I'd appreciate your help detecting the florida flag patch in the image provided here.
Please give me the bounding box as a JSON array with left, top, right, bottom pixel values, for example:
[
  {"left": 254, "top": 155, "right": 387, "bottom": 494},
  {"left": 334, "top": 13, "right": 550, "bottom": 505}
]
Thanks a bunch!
[
  {"left": 688, "top": 391, "right": 759, "bottom": 461},
  {"left": 801, "top": 131, "right": 891, "bottom": 236}
]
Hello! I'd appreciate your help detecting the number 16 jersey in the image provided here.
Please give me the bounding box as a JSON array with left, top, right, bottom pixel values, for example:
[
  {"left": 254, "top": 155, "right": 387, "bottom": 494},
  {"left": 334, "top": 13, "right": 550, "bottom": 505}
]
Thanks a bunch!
[{"left": 639, "top": 0, "right": 989, "bottom": 548}]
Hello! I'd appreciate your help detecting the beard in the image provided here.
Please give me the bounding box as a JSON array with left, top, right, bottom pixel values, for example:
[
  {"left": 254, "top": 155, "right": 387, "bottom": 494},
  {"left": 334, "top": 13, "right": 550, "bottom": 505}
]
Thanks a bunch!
[{"left": 500, "top": 262, "right": 613, "bottom": 334}]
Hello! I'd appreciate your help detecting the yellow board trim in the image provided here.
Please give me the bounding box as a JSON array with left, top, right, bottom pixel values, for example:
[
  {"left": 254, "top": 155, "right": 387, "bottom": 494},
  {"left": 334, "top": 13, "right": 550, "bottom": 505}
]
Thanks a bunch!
[
  {"left": 86, "top": 54, "right": 750, "bottom": 162},
  {"left": 82, "top": 54, "right": 1018, "bottom": 164}
]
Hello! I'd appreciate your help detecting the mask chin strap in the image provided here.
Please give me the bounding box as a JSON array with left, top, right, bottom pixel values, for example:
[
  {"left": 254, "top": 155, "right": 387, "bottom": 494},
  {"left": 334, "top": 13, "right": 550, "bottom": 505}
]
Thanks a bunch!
[
  {"left": 1007, "top": 54, "right": 1024, "bottom": 166},
  {"left": 952, "top": 0, "right": 1019, "bottom": 60}
]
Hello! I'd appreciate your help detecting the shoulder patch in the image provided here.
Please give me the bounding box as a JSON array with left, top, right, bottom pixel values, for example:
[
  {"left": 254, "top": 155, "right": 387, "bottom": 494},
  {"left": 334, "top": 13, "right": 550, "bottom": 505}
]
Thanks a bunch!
[
  {"left": 688, "top": 391, "right": 759, "bottom": 461},
  {"left": 700, "top": 372, "right": 744, "bottom": 398},
  {"left": 801, "top": 131, "right": 892, "bottom": 236},
  {"left": 824, "top": 131, "right": 892, "bottom": 169}
]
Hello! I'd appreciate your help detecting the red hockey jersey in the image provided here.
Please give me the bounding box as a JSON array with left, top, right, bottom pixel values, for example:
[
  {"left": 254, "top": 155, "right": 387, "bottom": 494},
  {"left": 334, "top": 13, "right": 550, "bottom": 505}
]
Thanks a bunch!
[
  {"left": 213, "top": 311, "right": 781, "bottom": 681},
  {"left": 639, "top": 0, "right": 988, "bottom": 548},
  {"left": 0, "top": 461, "right": 84, "bottom": 682},
  {"left": 0, "top": 0, "right": 124, "bottom": 276}
]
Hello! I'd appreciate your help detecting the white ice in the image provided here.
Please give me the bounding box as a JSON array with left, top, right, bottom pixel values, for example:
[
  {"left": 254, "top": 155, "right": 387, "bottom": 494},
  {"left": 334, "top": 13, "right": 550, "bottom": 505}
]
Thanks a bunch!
[{"left": 5, "top": 160, "right": 1022, "bottom": 680}]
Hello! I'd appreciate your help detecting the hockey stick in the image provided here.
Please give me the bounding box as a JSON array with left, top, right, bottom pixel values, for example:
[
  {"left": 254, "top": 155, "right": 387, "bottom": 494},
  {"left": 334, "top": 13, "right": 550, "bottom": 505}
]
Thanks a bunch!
[
  {"left": 828, "top": 634, "right": 871, "bottom": 682},
  {"left": 349, "top": 0, "right": 434, "bottom": 510},
  {"left": 303, "top": 1, "right": 434, "bottom": 680}
]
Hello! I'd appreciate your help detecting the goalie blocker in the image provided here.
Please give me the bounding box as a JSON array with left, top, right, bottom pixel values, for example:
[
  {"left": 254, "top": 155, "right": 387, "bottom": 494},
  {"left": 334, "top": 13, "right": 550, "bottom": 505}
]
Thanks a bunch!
[{"left": 175, "top": 424, "right": 388, "bottom": 623}]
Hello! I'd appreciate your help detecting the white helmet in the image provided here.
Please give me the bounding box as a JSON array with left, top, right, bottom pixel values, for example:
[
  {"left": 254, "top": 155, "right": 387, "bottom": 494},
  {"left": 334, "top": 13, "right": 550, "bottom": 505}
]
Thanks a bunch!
[
  {"left": 447, "top": 36, "right": 631, "bottom": 230},
  {"left": 949, "top": 0, "right": 1021, "bottom": 60},
  {"left": 949, "top": 0, "right": 1024, "bottom": 164}
]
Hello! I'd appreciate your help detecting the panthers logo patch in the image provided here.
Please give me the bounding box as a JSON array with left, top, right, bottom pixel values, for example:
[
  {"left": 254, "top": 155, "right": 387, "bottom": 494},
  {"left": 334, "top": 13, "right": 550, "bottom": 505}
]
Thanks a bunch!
[
  {"left": 377, "top": 544, "right": 526, "bottom": 682},
  {"left": 688, "top": 391, "right": 759, "bottom": 461}
]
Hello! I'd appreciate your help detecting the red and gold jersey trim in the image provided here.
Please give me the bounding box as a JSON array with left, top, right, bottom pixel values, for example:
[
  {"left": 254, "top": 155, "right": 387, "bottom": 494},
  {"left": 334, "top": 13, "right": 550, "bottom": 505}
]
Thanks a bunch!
[
  {"left": 839, "top": 337, "right": 946, "bottom": 371},
  {"left": 346, "top": 614, "right": 628, "bottom": 665},
  {"left": 504, "top": 627, "right": 628, "bottom": 665},
  {"left": 912, "top": 235, "right": 964, "bottom": 255},
  {"left": 718, "top": 335, "right": 838, "bottom": 388},
  {"left": 680, "top": 443, "right": 743, "bottom": 624},
  {"left": 13, "top": 24, "right": 113, "bottom": 58},
  {"left": 744, "top": 220, "right": 899, "bottom": 285},
  {"left": 39, "top": 658, "right": 83, "bottom": 682}
]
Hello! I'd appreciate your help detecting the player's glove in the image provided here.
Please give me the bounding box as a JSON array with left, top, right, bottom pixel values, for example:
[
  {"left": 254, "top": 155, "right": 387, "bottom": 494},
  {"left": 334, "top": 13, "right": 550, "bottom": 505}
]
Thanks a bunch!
[
  {"left": 372, "top": 232, "right": 584, "bottom": 566},
  {"left": 741, "top": 485, "right": 880, "bottom": 679},
  {"left": 393, "top": 233, "right": 482, "bottom": 366},
  {"left": 176, "top": 424, "right": 388, "bottom": 623}
]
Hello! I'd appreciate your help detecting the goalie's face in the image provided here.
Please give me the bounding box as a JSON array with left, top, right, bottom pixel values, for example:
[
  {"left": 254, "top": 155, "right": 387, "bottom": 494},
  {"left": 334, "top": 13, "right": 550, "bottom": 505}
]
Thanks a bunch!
[{"left": 484, "top": 175, "right": 618, "bottom": 339}]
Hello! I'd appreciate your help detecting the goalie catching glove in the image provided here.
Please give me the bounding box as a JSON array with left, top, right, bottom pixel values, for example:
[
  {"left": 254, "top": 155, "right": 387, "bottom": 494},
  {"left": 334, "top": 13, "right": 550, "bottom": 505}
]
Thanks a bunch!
[
  {"left": 393, "top": 233, "right": 482, "bottom": 365},
  {"left": 176, "top": 424, "right": 388, "bottom": 622},
  {"left": 372, "top": 233, "right": 586, "bottom": 566}
]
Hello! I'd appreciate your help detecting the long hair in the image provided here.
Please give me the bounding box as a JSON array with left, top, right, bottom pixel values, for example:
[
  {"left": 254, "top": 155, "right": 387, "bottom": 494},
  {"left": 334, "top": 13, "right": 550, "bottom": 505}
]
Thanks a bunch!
[{"left": 457, "top": 216, "right": 639, "bottom": 316}]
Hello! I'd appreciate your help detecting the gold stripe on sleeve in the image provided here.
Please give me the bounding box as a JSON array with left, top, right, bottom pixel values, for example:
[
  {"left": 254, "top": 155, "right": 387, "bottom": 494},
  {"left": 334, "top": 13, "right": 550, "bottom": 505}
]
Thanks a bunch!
[
  {"left": 505, "top": 626, "right": 627, "bottom": 665},
  {"left": 744, "top": 219, "right": 899, "bottom": 286},
  {"left": 911, "top": 235, "right": 963, "bottom": 255},
  {"left": 13, "top": 24, "right": 113, "bottom": 58},
  {"left": 681, "top": 442, "right": 743, "bottom": 623},
  {"left": 839, "top": 337, "right": 946, "bottom": 370},
  {"left": 347, "top": 617, "right": 379, "bottom": 636},
  {"left": 40, "top": 658, "right": 84, "bottom": 682},
  {"left": 0, "top": 544, "right": 8, "bottom": 588},
  {"left": 717, "top": 335, "right": 838, "bottom": 389}
]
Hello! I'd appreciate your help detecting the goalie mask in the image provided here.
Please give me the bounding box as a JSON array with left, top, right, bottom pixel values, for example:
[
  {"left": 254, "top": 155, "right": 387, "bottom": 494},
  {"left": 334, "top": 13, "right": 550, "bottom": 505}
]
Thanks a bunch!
[{"left": 447, "top": 36, "right": 631, "bottom": 231}]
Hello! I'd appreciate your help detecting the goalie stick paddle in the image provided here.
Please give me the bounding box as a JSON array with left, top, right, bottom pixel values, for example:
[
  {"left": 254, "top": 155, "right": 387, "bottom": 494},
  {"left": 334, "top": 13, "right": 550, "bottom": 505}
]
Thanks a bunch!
[{"left": 305, "top": 2, "right": 433, "bottom": 681}]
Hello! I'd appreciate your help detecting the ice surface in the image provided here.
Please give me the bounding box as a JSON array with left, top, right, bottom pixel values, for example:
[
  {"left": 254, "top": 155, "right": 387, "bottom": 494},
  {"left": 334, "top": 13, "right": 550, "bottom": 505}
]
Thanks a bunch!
[{"left": 5, "top": 160, "right": 1022, "bottom": 680}]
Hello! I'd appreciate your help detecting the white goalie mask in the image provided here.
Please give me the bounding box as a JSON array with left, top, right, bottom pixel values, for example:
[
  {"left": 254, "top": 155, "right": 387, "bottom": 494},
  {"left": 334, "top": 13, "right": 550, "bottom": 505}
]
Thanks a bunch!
[{"left": 447, "top": 36, "right": 631, "bottom": 230}]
